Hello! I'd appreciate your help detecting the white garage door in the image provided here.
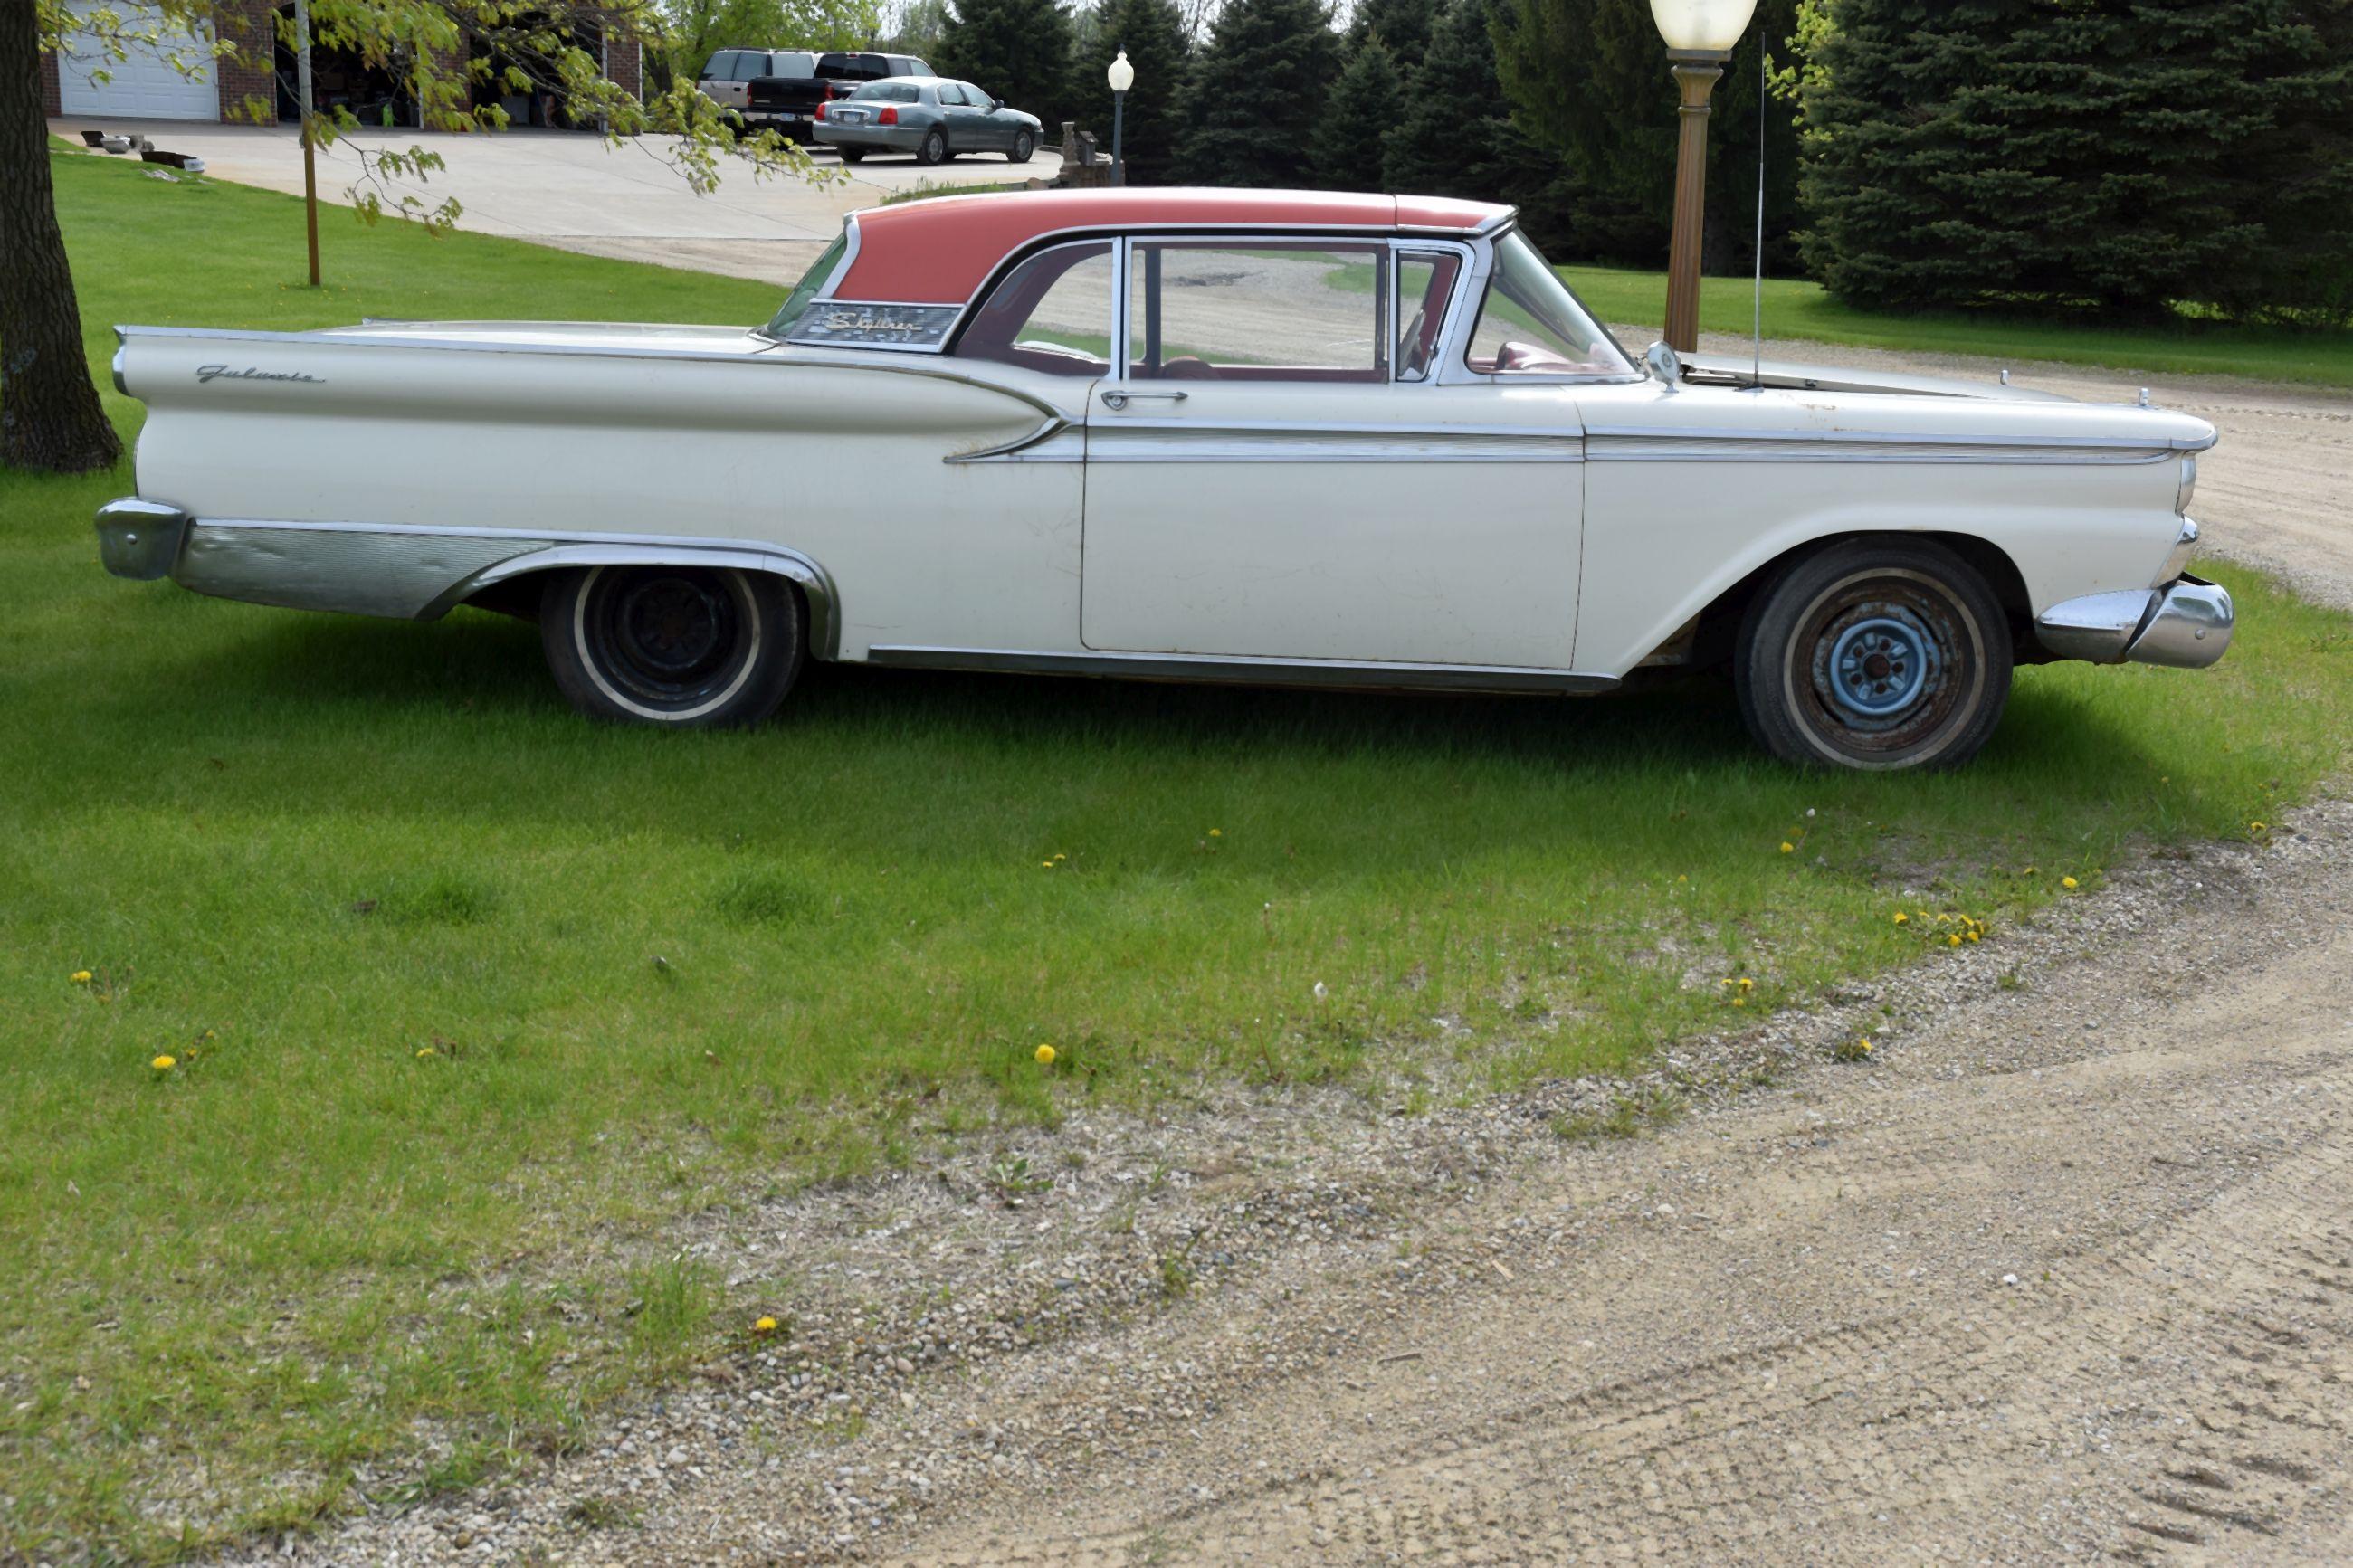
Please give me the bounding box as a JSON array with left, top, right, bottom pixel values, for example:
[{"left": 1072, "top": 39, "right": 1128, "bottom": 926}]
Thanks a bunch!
[{"left": 56, "top": 3, "right": 219, "bottom": 121}]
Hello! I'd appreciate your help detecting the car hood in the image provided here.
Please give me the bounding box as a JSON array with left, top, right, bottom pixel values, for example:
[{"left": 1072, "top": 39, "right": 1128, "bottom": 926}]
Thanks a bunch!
[{"left": 1677, "top": 351, "right": 2076, "bottom": 403}]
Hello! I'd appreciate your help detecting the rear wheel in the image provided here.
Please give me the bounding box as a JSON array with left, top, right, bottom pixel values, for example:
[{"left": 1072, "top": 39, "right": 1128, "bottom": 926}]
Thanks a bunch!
[
  {"left": 538, "top": 565, "right": 802, "bottom": 728},
  {"left": 1007, "top": 128, "right": 1034, "bottom": 163},
  {"left": 917, "top": 128, "right": 948, "bottom": 165},
  {"left": 1733, "top": 539, "right": 2012, "bottom": 771},
  {"left": 837, "top": 146, "right": 865, "bottom": 163}
]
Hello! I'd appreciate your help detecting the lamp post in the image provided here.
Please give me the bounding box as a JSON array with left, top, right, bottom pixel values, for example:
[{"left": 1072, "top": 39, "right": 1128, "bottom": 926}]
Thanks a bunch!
[
  {"left": 1107, "top": 49, "right": 1134, "bottom": 187},
  {"left": 1650, "top": 0, "right": 1756, "bottom": 353}
]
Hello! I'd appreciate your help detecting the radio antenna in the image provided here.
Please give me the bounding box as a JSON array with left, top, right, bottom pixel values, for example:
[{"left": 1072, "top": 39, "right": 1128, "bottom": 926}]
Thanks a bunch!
[{"left": 1751, "top": 15, "right": 1767, "bottom": 388}]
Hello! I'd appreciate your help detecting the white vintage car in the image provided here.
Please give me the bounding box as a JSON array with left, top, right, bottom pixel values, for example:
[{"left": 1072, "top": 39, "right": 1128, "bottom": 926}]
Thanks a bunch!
[{"left": 96, "top": 188, "right": 2228, "bottom": 770}]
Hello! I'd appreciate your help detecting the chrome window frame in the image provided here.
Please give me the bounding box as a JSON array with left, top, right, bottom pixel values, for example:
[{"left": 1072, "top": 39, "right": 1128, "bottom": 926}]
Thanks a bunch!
[{"left": 1111, "top": 235, "right": 1464, "bottom": 387}]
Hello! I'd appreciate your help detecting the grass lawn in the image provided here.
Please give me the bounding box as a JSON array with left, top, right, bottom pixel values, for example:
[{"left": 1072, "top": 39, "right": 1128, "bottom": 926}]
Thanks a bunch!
[
  {"left": 1558, "top": 264, "right": 2353, "bottom": 388},
  {"left": 5, "top": 142, "right": 2351, "bottom": 1562}
]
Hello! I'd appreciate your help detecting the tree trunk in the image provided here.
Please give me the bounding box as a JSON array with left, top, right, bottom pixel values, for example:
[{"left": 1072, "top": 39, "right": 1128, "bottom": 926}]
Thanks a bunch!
[{"left": 0, "top": 3, "right": 122, "bottom": 475}]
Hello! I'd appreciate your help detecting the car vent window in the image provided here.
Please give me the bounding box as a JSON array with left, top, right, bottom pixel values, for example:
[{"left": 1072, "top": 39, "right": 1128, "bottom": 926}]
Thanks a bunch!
[
  {"left": 1464, "top": 232, "right": 1634, "bottom": 379},
  {"left": 957, "top": 242, "right": 1115, "bottom": 377}
]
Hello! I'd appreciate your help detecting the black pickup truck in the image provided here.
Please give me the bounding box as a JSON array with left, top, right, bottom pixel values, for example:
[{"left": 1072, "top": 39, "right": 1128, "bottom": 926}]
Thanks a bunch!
[{"left": 745, "top": 52, "right": 934, "bottom": 143}]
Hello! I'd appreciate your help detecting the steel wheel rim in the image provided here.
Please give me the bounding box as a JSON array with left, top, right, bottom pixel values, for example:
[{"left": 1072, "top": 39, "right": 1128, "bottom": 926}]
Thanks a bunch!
[{"left": 1786, "top": 569, "right": 1983, "bottom": 763}]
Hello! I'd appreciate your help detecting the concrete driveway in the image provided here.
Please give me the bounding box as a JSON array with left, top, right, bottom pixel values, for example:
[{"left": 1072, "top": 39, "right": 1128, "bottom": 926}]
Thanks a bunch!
[{"left": 52, "top": 117, "right": 1049, "bottom": 286}]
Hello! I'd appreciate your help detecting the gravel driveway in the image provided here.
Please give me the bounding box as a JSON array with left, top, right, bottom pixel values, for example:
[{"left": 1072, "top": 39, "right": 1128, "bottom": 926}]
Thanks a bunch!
[{"left": 219, "top": 337, "right": 2353, "bottom": 1566}]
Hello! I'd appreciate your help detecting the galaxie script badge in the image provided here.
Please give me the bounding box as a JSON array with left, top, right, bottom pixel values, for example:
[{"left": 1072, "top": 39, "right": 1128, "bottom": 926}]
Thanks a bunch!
[{"left": 196, "top": 364, "right": 327, "bottom": 385}]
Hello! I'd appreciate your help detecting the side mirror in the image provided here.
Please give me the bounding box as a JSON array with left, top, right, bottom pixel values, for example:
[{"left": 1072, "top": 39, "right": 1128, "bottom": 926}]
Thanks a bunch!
[{"left": 1644, "top": 340, "right": 1682, "bottom": 390}]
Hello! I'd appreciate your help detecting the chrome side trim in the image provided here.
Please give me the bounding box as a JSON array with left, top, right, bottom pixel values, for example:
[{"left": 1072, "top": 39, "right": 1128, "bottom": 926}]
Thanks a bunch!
[
  {"left": 948, "top": 421, "right": 1083, "bottom": 464},
  {"left": 2034, "top": 588, "right": 2158, "bottom": 663},
  {"left": 117, "top": 326, "right": 1075, "bottom": 423},
  {"left": 143, "top": 518, "right": 841, "bottom": 660},
  {"left": 1085, "top": 423, "right": 1584, "bottom": 463},
  {"left": 460, "top": 541, "right": 840, "bottom": 660},
  {"left": 863, "top": 645, "right": 1620, "bottom": 696},
  {"left": 1586, "top": 427, "right": 2196, "bottom": 463},
  {"left": 94, "top": 497, "right": 191, "bottom": 580},
  {"left": 2123, "top": 575, "right": 2233, "bottom": 669}
]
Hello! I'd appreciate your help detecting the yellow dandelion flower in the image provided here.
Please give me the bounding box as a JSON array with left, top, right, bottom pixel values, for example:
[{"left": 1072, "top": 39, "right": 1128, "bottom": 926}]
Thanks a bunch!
[
  {"left": 1779, "top": 841, "right": 1795, "bottom": 854},
  {"left": 1948, "top": 934, "right": 1962, "bottom": 947},
  {"left": 1738, "top": 977, "right": 1754, "bottom": 991},
  {"left": 1034, "top": 1043, "right": 1056, "bottom": 1066},
  {"left": 1208, "top": 828, "right": 1222, "bottom": 838},
  {"left": 754, "top": 1316, "right": 779, "bottom": 1334},
  {"left": 2062, "top": 876, "right": 2079, "bottom": 889},
  {"left": 1053, "top": 851, "right": 1067, "bottom": 860},
  {"left": 71, "top": 970, "right": 93, "bottom": 985},
  {"left": 2250, "top": 821, "right": 2268, "bottom": 833},
  {"left": 2021, "top": 868, "right": 2037, "bottom": 877},
  {"left": 1859, "top": 1039, "right": 1873, "bottom": 1053},
  {"left": 1732, "top": 995, "right": 1747, "bottom": 1006},
  {"left": 150, "top": 1054, "right": 176, "bottom": 1071},
  {"left": 415, "top": 1047, "right": 436, "bottom": 1059},
  {"left": 1042, "top": 860, "right": 1055, "bottom": 869},
  {"left": 1892, "top": 912, "right": 1909, "bottom": 925}
]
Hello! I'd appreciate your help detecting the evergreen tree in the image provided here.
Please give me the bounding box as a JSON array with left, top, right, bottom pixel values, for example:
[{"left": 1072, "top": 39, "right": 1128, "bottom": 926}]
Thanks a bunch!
[
  {"left": 1798, "top": 0, "right": 2353, "bottom": 321},
  {"left": 1386, "top": 0, "right": 1558, "bottom": 214},
  {"left": 936, "top": 0, "right": 1079, "bottom": 133},
  {"left": 1082, "top": 0, "right": 1193, "bottom": 183},
  {"left": 1348, "top": 0, "right": 1440, "bottom": 61},
  {"left": 1171, "top": 0, "right": 1344, "bottom": 185},
  {"left": 1491, "top": 0, "right": 1802, "bottom": 271},
  {"left": 1316, "top": 39, "right": 1404, "bottom": 188}
]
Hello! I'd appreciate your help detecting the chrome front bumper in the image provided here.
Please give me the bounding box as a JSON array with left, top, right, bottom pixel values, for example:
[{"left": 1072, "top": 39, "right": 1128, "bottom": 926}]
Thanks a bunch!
[
  {"left": 2036, "top": 574, "right": 2234, "bottom": 669},
  {"left": 94, "top": 497, "right": 192, "bottom": 580}
]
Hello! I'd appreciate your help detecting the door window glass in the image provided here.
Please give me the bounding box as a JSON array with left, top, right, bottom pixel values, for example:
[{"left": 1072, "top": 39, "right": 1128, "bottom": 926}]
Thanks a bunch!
[
  {"left": 731, "top": 52, "right": 767, "bottom": 81},
  {"left": 1394, "top": 252, "right": 1462, "bottom": 383},
  {"left": 1126, "top": 242, "right": 1389, "bottom": 382},
  {"left": 935, "top": 81, "right": 968, "bottom": 106},
  {"left": 1464, "top": 232, "right": 1633, "bottom": 377},
  {"left": 956, "top": 242, "right": 1115, "bottom": 376}
]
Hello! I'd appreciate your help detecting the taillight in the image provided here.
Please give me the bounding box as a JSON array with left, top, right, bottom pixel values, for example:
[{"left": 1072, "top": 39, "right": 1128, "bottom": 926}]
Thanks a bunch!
[
  {"left": 814, "top": 100, "right": 827, "bottom": 119},
  {"left": 878, "top": 106, "right": 898, "bottom": 126}
]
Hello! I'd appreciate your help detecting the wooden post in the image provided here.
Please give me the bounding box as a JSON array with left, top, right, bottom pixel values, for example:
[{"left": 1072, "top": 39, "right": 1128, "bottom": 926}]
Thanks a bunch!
[
  {"left": 1663, "top": 51, "right": 1725, "bottom": 355},
  {"left": 296, "top": 0, "right": 319, "bottom": 286}
]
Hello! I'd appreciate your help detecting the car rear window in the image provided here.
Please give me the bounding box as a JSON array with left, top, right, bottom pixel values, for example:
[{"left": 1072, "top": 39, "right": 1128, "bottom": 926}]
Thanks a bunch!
[
  {"left": 850, "top": 81, "right": 921, "bottom": 102},
  {"left": 819, "top": 52, "right": 887, "bottom": 81}
]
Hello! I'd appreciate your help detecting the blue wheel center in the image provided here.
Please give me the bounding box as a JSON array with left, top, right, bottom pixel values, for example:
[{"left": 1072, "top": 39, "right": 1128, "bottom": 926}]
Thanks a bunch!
[{"left": 1827, "top": 613, "right": 1937, "bottom": 717}]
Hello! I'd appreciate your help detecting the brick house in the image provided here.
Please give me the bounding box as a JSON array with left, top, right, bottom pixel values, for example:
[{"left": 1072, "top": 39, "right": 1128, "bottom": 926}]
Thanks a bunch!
[{"left": 42, "top": 3, "right": 644, "bottom": 128}]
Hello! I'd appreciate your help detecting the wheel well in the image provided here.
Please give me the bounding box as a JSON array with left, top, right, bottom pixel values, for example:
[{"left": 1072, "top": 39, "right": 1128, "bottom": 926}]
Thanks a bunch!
[{"left": 1668, "top": 531, "right": 2032, "bottom": 672}]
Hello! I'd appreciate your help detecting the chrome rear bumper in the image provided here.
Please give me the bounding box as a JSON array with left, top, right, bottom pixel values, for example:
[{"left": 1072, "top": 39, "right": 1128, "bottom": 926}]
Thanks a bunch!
[
  {"left": 2036, "top": 574, "right": 2234, "bottom": 669},
  {"left": 94, "top": 497, "right": 191, "bottom": 580}
]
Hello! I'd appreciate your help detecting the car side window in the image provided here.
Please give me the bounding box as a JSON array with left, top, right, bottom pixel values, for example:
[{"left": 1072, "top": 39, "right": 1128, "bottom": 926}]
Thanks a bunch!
[
  {"left": 958, "top": 81, "right": 989, "bottom": 107},
  {"left": 935, "top": 82, "right": 967, "bottom": 106},
  {"left": 957, "top": 242, "right": 1115, "bottom": 377},
  {"left": 732, "top": 52, "right": 767, "bottom": 81},
  {"left": 1126, "top": 241, "right": 1389, "bottom": 383},
  {"left": 700, "top": 52, "right": 729, "bottom": 81}
]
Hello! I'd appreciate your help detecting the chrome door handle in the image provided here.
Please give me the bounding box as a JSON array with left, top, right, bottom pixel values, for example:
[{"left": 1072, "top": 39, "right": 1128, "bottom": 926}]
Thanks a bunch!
[{"left": 1100, "top": 389, "right": 1188, "bottom": 411}]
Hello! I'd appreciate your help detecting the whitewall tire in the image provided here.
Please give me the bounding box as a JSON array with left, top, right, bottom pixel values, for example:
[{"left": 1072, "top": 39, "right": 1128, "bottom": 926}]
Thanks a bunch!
[{"left": 538, "top": 565, "right": 803, "bottom": 728}]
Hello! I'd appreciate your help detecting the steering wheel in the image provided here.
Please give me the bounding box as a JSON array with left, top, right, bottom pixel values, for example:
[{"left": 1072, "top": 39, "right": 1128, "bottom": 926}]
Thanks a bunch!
[{"left": 1398, "top": 306, "right": 1432, "bottom": 380}]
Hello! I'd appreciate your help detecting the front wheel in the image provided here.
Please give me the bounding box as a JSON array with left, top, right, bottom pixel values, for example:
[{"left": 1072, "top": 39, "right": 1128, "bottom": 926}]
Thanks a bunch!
[
  {"left": 1733, "top": 539, "right": 2012, "bottom": 771},
  {"left": 917, "top": 128, "right": 948, "bottom": 165},
  {"left": 1007, "top": 129, "right": 1034, "bottom": 163},
  {"left": 538, "top": 565, "right": 803, "bottom": 728},
  {"left": 837, "top": 146, "right": 865, "bottom": 163}
]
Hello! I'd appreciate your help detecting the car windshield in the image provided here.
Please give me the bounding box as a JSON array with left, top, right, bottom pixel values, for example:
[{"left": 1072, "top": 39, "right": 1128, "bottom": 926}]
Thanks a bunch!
[
  {"left": 1465, "top": 233, "right": 1633, "bottom": 378},
  {"left": 760, "top": 232, "right": 846, "bottom": 339}
]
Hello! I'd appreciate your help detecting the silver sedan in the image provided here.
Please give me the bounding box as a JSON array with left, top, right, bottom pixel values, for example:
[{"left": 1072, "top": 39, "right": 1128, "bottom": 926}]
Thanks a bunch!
[{"left": 814, "top": 77, "right": 1042, "bottom": 166}]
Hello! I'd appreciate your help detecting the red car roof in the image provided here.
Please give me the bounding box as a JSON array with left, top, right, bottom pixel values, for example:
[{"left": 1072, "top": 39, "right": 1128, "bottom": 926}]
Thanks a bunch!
[{"left": 831, "top": 187, "right": 1513, "bottom": 304}]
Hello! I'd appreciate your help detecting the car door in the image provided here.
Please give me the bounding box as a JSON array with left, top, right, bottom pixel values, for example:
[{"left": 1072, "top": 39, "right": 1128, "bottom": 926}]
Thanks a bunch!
[
  {"left": 1080, "top": 236, "right": 1588, "bottom": 670},
  {"left": 953, "top": 81, "right": 1009, "bottom": 149}
]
